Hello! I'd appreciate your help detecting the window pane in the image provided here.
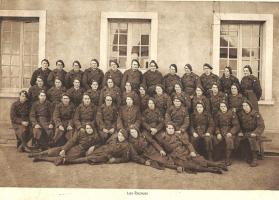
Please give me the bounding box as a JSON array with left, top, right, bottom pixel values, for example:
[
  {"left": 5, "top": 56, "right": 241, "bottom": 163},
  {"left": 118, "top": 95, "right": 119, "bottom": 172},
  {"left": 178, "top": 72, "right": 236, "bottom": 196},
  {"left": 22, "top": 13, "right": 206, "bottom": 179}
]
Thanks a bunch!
[
  {"left": 242, "top": 25, "right": 252, "bottom": 38},
  {"left": 131, "top": 46, "right": 139, "bottom": 57},
  {"left": 11, "top": 65, "right": 20, "bottom": 76},
  {"left": 32, "top": 55, "right": 38, "bottom": 66},
  {"left": 110, "top": 23, "right": 118, "bottom": 33},
  {"left": 119, "top": 34, "right": 127, "bottom": 45},
  {"left": 251, "top": 48, "right": 260, "bottom": 59},
  {"left": 2, "top": 43, "right": 11, "bottom": 54},
  {"left": 228, "top": 31, "right": 237, "bottom": 37},
  {"left": 242, "top": 37, "right": 251, "bottom": 48},
  {"left": 1, "top": 55, "right": 11, "bottom": 65},
  {"left": 220, "top": 48, "right": 228, "bottom": 58},
  {"left": 229, "top": 25, "right": 238, "bottom": 31},
  {"left": 119, "top": 23, "right": 128, "bottom": 34},
  {"left": 119, "top": 57, "right": 127, "bottom": 68},
  {"left": 220, "top": 36, "right": 228, "bottom": 47},
  {"left": 2, "top": 32, "right": 11, "bottom": 42},
  {"left": 242, "top": 60, "right": 251, "bottom": 68},
  {"left": 141, "top": 35, "right": 149, "bottom": 45},
  {"left": 242, "top": 48, "right": 250, "bottom": 59},
  {"left": 11, "top": 22, "right": 21, "bottom": 32},
  {"left": 1, "top": 65, "right": 10, "bottom": 76},
  {"left": 141, "top": 23, "right": 151, "bottom": 35},
  {"left": 11, "top": 77, "right": 19, "bottom": 88},
  {"left": 219, "top": 59, "right": 227, "bottom": 72},
  {"left": 111, "top": 34, "right": 118, "bottom": 45},
  {"left": 229, "top": 36, "right": 237, "bottom": 47},
  {"left": 252, "top": 25, "right": 260, "bottom": 37},
  {"left": 251, "top": 60, "right": 260, "bottom": 78},
  {"left": 221, "top": 24, "right": 229, "bottom": 32},
  {"left": 23, "top": 66, "right": 32, "bottom": 77},
  {"left": 229, "top": 48, "right": 237, "bottom": 58},
  {"left": 141, "top": 46, "right": 149, "bottom": 57},
  {"left": 11, "top": 55, "right": 20, "bottom": 65},
  {"left": 229, "top": 60, "right": 237, "bottom": 70},
  {"left": 2, "top": 21, "right": 11, "bottom": 31},
  {"left": 251, "top": 37, "right": 260, "bottom": 48},
  {"left": 23, "top": 77, "right": 30, "bottom": 88},
  {"left": 1, "top": 77, "right": 11, "bottom": 88},
  {"left": 119, "top": 46, "right": 127, "bottom": 56}
]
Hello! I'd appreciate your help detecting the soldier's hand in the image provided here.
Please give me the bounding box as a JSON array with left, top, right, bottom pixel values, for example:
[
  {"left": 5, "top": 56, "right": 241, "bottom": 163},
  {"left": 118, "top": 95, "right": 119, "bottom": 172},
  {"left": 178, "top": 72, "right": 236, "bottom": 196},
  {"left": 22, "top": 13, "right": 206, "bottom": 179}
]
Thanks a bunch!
[
  {"left": 145, "top": 160, "right": 151, "bottom": 166},
  {"left": 238, "top": 132, "right": 244, "bottom": 137},
  {"left": 160, "top": 150, "right": 166, "bottom": 156},
  {"left": 21, "top": 121, "right": 29, "bottom": 126},
  {"left": 49, "top": 124, "right": 54, "bottom": 129},
  {"left": 205, "top": 132, "right": 211, "bottom": 137},
  {"left": 34, "top": 124, "right": 41, "bottom": 129},
  {"left": 190, "top": 151, "right": 197, "bottom": 157},
  {"left": 226, "top": 133, "right": 232, "bottom": 137},
  {"left": 217, "top": 134, "right": 222, "bottom": 140},
  {"left": 109, "top": 128, "right": 115, "bottom": 134},
  {"left": 86, "top": 146, "right": 95, "bottom": 155},
  {"left": 59, "top": 150, "right": 66, "bottom": 157},
  {"left": 251, "top": 133, "right": 257, "bottom": 137},
  {"left": 175, "top": 131, "right": 181, "bottom": 134},
  {"left": 67, "top": 126, "right": 73, "bottom": 130},
  {"left": 150, "top": 128, "right": 157, "bottom": 135},
  {"left": 108, "top": 157, "right": 116, "bottom": 163},
  {"left": 103, "top": 128, "right": 109, "bottom": 133},
  {"left": 58, "top": 125, "right": 64, "bottom": 131},
  {"left": 193, "top": 132, "right": 199, "bottom": 138}
]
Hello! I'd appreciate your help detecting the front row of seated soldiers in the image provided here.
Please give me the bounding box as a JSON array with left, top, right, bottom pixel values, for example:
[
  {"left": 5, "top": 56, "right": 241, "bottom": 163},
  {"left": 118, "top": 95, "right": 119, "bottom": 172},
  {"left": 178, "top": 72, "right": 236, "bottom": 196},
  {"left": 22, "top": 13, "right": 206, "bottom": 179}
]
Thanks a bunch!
[{"left": 11, "top": 87, "right": 265, "bottom": 171}]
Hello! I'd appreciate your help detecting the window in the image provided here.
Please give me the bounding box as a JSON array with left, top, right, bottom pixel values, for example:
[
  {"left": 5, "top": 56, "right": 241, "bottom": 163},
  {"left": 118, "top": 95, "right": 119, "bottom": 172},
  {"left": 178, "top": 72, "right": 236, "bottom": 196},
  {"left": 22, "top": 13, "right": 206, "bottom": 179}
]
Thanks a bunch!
[
  {"left": 108, "top": 19, "right": 151, "bottom": 69},
  {"left": 219, "top": 22, "right": 262, "bottom": 81},
  {"left": 0, "top": 18, "right": 39, "bottom": 90},
  {"left": 213, "top": 14, "right": 273, "bottom": 104}
]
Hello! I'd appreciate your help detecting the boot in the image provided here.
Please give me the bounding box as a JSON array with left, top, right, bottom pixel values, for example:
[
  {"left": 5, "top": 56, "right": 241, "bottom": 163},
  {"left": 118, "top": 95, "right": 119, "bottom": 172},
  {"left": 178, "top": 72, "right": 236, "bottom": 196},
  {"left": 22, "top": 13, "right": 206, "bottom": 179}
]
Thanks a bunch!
[
  {"left": 150, "top": 161, "right": 165, "bottom": 170},
  {"left": 54, "top": 157, "right": 65, "bottom": 166},
  {"left": 250, "top": 151, "right": 258, "bottom": 167},
  {"left": 225, "top": 150, "right": 232, "bottom": 166}
]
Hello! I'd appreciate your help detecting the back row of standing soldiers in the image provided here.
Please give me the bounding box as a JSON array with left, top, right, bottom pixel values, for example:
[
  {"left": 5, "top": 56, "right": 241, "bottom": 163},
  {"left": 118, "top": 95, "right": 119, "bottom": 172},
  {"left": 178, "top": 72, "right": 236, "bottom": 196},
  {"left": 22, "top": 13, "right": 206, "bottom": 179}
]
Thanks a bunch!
[{"left": 10, "top": 58, "right": 265, "bottom": 174}]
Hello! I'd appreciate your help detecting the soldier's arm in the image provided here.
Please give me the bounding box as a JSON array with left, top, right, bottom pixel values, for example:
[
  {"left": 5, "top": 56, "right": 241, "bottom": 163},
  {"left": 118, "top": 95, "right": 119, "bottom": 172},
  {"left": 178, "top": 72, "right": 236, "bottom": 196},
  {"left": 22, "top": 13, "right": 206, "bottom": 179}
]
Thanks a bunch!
[
  {"left": 177, "top": 134, "right": 195, "bottom": 153},
  {"left": 133, "top": 108, "right": 141, "bottom": 130},
  {"left": 73, "top": 106, "right": 82, "bottom": 130},
  {"left": 253, "top": 78, "right": 262, "bottom": 100},
  {"left": 10, "top": 103, "right": 22, "bottom": 124},
  {"left": 81, "top": 71, "right": 89, "bottom": 90},
  {"left": 206, "top": 114, "right": 215, "bottom": 135},
  {"left": 53, "top": 104, "right": 62, "bottom": 127},
  {"left": 181, "top": 111, "right": 190, "bottom": 132},
  {"left": 62, "top": 132, "right": 79, "bottom": 152},
  {"left": 30, "top": 70, "right": 38, "bottom": 86},
  {"left": 29, "top": 103, "right": 39, "bottom": 126},
  {"left": 229, "top": 113, "right": 240, "bottom": 136},
  {"left": 141, "top": 112, "right": 152, "bottom": 131},
  {"left": 253, "top": 112, "right": 265, "bottom": 136},
  {"left": 64, "top": 73, "right": 71, "bottom": 89},
  {"left": 143, "top": 132, "right": 164, "bottom": 152},
  {"left": 121, "top": 71, "right": 128, "bottom": 91},
  {"left": 164, "top": 108, "right": 172, "bottom": 125},
  {"left": 155, "top": 115, "right": 164, "bottom": 132},
  {"left": 116, "top": 110, "right": 124, "bottom": 131},
  {"left": 47, "top": 72, "right": 54, "bottom": 88},
  {"left": 96, "top": 108, "right": 105, "bottom": 130}
]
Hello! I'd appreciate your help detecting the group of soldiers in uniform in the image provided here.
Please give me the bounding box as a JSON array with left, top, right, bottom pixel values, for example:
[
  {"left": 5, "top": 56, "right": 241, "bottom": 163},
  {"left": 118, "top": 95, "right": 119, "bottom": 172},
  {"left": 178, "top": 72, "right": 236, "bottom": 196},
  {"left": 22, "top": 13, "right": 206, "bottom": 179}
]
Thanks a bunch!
[{"left": 10, "top": 58, "right": 265, "bottom": 175}]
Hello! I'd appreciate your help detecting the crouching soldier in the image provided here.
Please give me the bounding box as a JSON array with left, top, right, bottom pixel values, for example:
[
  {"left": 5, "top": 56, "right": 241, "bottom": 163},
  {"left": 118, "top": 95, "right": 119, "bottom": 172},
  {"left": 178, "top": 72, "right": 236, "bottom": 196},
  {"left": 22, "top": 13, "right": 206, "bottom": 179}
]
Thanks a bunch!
[
  {"left": 155, "top": 123, "right": 227, "bottom": 174},
  {"left": 10, "top": 90, "right": 32, "bottom": 152},
  {"left": 52, "top": 93, "right": 76, "bottom": 147},
  {"left": 190, "top": 101, "right": 215, "bottom": 160},
  {"left": 29, "top": 123, "right": 101, "bottom": 165},
  {"left": 213, "top": 101, "right": 240, "bottom": 165},
  {"left": 29, "top": 91, "right": 54, "bottom": 150},
  {"left": 96, "top": 95, "right": 118, "bottom": 143},
  {"left": 236, "top": 100, "right": 265, "bottom": 167}
]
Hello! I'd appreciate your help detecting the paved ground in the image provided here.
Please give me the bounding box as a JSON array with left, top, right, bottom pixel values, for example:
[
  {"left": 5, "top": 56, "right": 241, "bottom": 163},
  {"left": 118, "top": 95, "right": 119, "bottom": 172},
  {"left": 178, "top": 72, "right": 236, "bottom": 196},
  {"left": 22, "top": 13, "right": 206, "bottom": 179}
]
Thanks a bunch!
[{"left": 1, "top": 146, "right": 279, "bottom": 190}]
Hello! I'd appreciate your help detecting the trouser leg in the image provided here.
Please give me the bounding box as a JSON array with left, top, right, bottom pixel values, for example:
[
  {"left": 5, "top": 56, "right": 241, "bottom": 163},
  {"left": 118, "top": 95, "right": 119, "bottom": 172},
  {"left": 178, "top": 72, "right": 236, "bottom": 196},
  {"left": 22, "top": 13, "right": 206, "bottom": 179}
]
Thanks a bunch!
[{"left": 203, "top": 136, "right": 213, "bottom": 160}]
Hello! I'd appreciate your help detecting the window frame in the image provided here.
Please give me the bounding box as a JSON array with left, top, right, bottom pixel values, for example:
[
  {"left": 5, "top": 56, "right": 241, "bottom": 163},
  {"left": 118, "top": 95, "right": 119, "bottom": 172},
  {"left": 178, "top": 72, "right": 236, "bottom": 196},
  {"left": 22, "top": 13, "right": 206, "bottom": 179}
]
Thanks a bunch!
[
  {"left": 213, "top": 13, "right": 273, "bottom": 105},
  {"left": 0, "top": 10, "right": 46, "bottom": 97},
  {"left": 100, "top": 12, "right": 158, "bottom": 73}
]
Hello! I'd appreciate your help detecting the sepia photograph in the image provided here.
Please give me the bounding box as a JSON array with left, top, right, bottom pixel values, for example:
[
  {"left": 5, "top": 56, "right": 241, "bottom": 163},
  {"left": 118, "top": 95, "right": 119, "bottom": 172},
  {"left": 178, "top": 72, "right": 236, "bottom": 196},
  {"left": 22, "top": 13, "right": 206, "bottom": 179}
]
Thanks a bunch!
[{"left": 0, "top": 0, "right": 279, "bottom": 199}]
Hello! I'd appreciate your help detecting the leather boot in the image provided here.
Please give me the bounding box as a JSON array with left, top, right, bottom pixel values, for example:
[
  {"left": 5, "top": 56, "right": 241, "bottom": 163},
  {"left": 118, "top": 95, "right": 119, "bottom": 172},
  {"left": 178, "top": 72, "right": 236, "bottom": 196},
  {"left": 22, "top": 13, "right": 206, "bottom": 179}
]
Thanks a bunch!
[{"left": 250, "top": 151, "right": 258, "bottom": 167}]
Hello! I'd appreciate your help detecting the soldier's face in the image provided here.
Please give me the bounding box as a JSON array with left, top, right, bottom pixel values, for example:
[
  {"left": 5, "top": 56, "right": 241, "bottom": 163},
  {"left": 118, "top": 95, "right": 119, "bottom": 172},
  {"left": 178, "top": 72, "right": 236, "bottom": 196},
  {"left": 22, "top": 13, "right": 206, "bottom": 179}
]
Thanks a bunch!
[
  {"left": 73, "top": 63, "right": 80, "bottom": 71},
  {"left": 139, "top": 87, "right": 145, "bottom": 95},
  {"left": 107, "top": 79, "right": 114, "bottom": 88},
  {"left": 184, "top": 66, "right": 191, "bottom": 74},
  {"left": 196, "top": 104, "right": 204, "bottom": 113},
  {"left": 39, "top": 93, "right": 46, "bottom": 102},
  {"left": 166, "top": 125, "right": 175, "bottom": 135},
  {"left": 155, "top": 86, "right": 163, "bottom": 95},
  {"left": 83, "top": 95, "right": 91, "bottom": 105},
  {"left": 110, "top": 62, "right": 118, "bottom": 70},
  {"left": 148, "top": 100, "right": 155, "bottom": 110},
  {"left": 243, "top": 68, "right": 250, "bottom": 76},
  {"left": 220, "top": 103, "right": 228, "bottom": 113},
  {"left": 203, "top": 66, "right": 211, "bottom": 75},
  {"left": 224, "top": 68, "right": 230, "bottom": 77},
  {"left": 174, "top": 84, "right": 182, "bottom": 93},
  {"left": 231, "top": 85, "right": 238, "bottom": 95},
  {"left": 243, "top": 102, "right": 251, "bottom": 113},
  {"left": 126, "top": 97, "right": 133, "bottom": 106},
  {"left": 55, "top": 79, "right": 62, "bottom": 88},
  {"left": 36, "top": 78, "right": 44, "bottom": 87},
  {"left": 149, "top": 63, "right": 156, "bottom": 71},
  {"left": 125, "top": 83, "right": 132, "bottom": 92},
  {"left": 91, "top": 81, "right": 98, "bottom": 90},
  {"left": 118, "top": 132, "right": 125, "bottom": 142},
  {"left": 19, "top": 93, "right": 27, "bottom": 103},
  {"left": 85, "top": 125, "right": 94, "bottom": 134},
  {"left": 56, "top": 61, "right": 63, "bottom": 70},
  {"left": 212, "top": 85, "right": 218, "bottom": 93},
  {"left": 130, "top": 129, "right": 138, "bottom": 138},
  {"left": 173, "top": 99, "right": 181, "bottom": 107},
  {"left": 41, "top": 61, "right": 49, "bottom": 70},
  {"left": 105, "top": 96, "right": 113, "bottom": 106},
  {"left": 131, "top": 61, "right": 139, "bottom": 71},
  {"left": 90, "top": 60, "right": 98, "bottom": 69},
  {"left": 196, "top": 88, "right": 202, "bottom": 96},
  {"left": 73, "top": 80, "right": 80, "bottom": 88},
  {"left": 169, "top": 66, "right": 176, "bottom": 74},
  {"left": 62, "top": 96, "right": 70, "bottom": 105}
]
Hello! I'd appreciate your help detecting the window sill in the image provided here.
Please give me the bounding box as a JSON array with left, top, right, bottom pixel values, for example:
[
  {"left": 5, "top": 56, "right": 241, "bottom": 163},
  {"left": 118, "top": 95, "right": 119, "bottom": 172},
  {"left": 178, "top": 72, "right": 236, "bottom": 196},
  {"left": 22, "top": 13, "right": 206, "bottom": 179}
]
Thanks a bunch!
[{"left": 259, "top": 99, "right": 275, "bottom": 105}]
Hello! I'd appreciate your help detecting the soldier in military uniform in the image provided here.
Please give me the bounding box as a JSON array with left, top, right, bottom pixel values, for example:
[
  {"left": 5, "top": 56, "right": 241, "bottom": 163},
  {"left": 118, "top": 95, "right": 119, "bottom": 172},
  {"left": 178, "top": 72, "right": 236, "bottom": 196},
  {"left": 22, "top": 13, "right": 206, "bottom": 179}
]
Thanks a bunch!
[
  {"left": 82, "top": 59, "right": 104, "bottom": 91},
  {"left": 165, "top": 96, "right": 190, "bottom": 139},
  {"left": 220, "top": 66, "right": 240, "bottom": 96},
  {"left": 153, "top": 84, "right": 172, "bottom": 116},
  {"left": 103, "top": 60, "right": 123, "bottom": 88},
  {"left": 213, "top": 101, "right": 240, "bottom": 165},
  {"left": 47, "top": 77, "right": 66, "bottom": 112},
  {"left": 28, "top": 76, "right": 47, "bottom": 102},
  {"left": 191, "top": 86, "right": 210, "bottom": 113},
  {"left": 121, "top": 59, "right": 142, "bottom": 91},
  {"left": 181, "top": 64, "right": 201, "bottom": 98},
  {"left": 189, "top": 102, "right": 215, "bottom": 160},
  {"left": 240, "top": 65, "right": 262, "bottom": 111},
  {"left": 236, "top": 100, "right": 265, "bottom": 167},
  {"left": 65, "top": 60, "right": 83, "bottom": 89},
  {"left": 52, "top": 93, "right": 76, "bottom": 147},
  {"left": 96, "top": 95, "right": 118, "bottom": 144},
  {"left": 171, "top": 83, "right": 191, "bottom": 111},
  {"left": 121, "top": 82, "right": 140, "bottom": 106},
  {"left": 29, "top": 91, "right": 54, "bottom": 149},
  {"left": 209, "top": 83, "right": 228, "bottom": 119},
  {"left": 86, "top": 80, "right": 101, "bottom": 106},
  {"left": 10, "top": 90, "right": 32, "bottom": 152},
  {"left": 30, "top": 59, "right": 52, "bottom": 89},
  {"left": 142, "top": 60, "right": 164, "bottom": 96},
  {"left": 47, "top": 60, "right": 67, "bottom": 88},
  {"left": 99, "top": 78, "right": 121, "bottom": 107},
  {"left": 163, "top": 64, "right": 181, "bottom": 95},
  {"left": 228, "top": 83, "right": 246, "bottom": 114},
  {"left": 155, "top": 123, "right": 227, "bottom": 174},
  {"left": 29, "top": 123, "right": 102, "bottom": 166},
  {"left": 138, "top": 84, "right": 150, "bottom": 111},
  {"left": 66, "top": 79, "right": 85, "bottom": 107},
  {"left": 199, "top": 63, "right": 220, "bottom": 97}
]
